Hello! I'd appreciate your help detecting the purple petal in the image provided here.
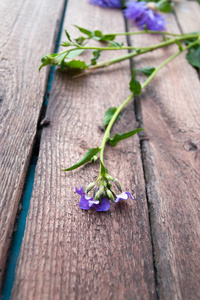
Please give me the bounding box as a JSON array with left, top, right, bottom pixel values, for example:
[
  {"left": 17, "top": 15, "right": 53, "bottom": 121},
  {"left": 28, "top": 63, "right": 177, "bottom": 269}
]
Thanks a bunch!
[
  {"left": 89, "top": 0, "right": 123, "bottom": 8},
  {"left": 75, "top": 185, "right": 85, "bottom": 196},
  {"left": 124, "top": 1, "right": 166, "bottom": 31},
  {"left": 93, "top": 198, "right": 110, "bottom": 211},
  {"left": 115, "top": 191, "right": 135, "bottom": 203},
  {"left": 79, "top": 196, "right": 93, "bottom": 210}
]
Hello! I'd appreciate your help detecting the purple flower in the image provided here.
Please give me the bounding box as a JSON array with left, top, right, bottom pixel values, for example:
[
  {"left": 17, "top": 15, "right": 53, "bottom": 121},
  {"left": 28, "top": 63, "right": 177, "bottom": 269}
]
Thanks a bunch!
[
  {"left": 114, "top": 191, "right": 135, "bottom": 203},
  {"left": 124, "top": 1, "right": 166, "bottom": 31},
  {"left": 88, "top": 0, "right": 123, "bottom": 8},
  {"left": 76, "top": 186, "right": 110, "bottom": 211}
]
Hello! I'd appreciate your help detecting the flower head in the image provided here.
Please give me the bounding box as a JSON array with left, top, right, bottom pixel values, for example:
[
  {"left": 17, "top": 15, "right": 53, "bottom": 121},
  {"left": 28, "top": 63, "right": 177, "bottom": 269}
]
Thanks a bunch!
[
  {"left": 76, "top": 174, "right": 135, "bottom": 211},
  {"left": 88, "top": 0, "right": 123, "bottom": 8},
  {"left": 76, "top": 186, "right": 110, "bottom": 211},
  {"left": 124, "top": 1, "right": 166, "bottom": 31}
]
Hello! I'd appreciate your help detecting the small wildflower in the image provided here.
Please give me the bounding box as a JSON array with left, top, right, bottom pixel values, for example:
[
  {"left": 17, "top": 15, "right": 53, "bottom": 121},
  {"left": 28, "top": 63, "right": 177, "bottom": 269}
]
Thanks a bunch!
[
  {"left": 124, "top": 1, "right": 166, "bottom": 31},
  {"left": 76, "top": 186, "right": 110, "bottom": 211},
  {"left": 76, "top": 174, "right": 135, "bottom": 211},
  {"left": 114, "top": 191, "right": 135, "bottom": 203},
  {"left": 88, "top": 0, "right": 123, "bottom": 9}
]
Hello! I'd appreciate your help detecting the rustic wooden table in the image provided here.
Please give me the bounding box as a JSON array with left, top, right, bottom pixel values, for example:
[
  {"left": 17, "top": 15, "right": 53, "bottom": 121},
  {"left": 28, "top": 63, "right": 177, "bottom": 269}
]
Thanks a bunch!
[{"left": 0, "top": 0, "right": 200, "bottom": 299}]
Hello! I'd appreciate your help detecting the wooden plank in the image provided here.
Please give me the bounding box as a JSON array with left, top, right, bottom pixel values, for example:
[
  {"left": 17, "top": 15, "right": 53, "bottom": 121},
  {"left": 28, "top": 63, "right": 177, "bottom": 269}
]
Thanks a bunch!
[
  {"left": 0, "top": 0, "right": 66, "bottom": 290},
  {"left": 11, "top": 0, "right": 157, "bottom": 299},
  {"left": 128, "top": 4, "right": 200, "bottom": 300},
  {"left": 175, "top": 1, "right": 200, "bottom": 33}
]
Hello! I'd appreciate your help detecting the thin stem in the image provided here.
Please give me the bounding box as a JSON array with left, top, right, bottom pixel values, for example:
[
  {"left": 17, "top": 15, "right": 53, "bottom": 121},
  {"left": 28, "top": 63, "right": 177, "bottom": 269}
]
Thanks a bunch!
[
  {"left": 75, "top": 33, "right": 198, "bottom": 53},
  {"left": 99, "top": 37, "right": 199, "bottom": 170},
  {"left": 112, "top": 30, "right": 182, "bottom": 37},
  {"left": 89, "top": 33, "right": 198, "bottom": 70}
]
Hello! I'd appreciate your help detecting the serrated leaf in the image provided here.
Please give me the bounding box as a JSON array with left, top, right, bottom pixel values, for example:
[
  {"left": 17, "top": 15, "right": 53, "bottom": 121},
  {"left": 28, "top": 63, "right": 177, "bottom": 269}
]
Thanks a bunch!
[
  {"left": 108, "top": 128, "right": 144, "bottom": 147},
  {"left": 129, "top": 69, "right": 142, "bottom": 95},
  {"left": 91, "top": 50, "right": 101, "bottom": 65},
  {"left": 103, "top": 107, "right": 121, "bottom": 129},
  {"left": 62, "top": 148, "right": 101, "bottom": 171},
  {"left": 186, "top": 44, "right": 200, "bottom": 69},
  {"left": 135, "top": 66, "right": 155, "bottom": 76},
  {"left": 61, "top": 59, "right": 88, "bottom": 70},
  {"left": 74, "top": 25, "right": 92, "bottom": 37}
]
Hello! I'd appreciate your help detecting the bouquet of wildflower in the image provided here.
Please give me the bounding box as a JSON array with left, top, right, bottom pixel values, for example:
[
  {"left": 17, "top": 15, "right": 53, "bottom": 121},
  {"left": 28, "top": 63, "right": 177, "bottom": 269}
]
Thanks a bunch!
[{"left": 40, "top": 0, "right": 200, "bottom": 211}]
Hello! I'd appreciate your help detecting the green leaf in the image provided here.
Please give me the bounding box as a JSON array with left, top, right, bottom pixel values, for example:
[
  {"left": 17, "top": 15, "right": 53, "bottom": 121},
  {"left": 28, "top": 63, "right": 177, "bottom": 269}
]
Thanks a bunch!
[
  {"left": 39, "top": 56, "right": 54, "bottom": 71},
  {"left": 91, "top": 50, "right": 101, "bottom": 65},
  {"left": 92, "top": 30, "right": 103, "bottom": 41},
  {"left": 74, "top": 25, "right": 92, "bottom": 37},
  {"left": 135, "top": 66, "right": 155, "bottom": 76},
  {"left": 129, "top": 69, "right": 142, "bottom": 95},
  {"left": 60, "top": 59, "right": 88, "bottom": 70},
  {"left": 67, "top": 48, "right": 85, "bottom": 59},
  {"left": 39, "top": 61, "right": 50, "bottom": 71},
  {"left": 99, "top": 34, "right": 116, "bottom": 42},
  {"left": 74, "top": 36, "right": 87, "bottom": 45},
  {"left": 108, "top": 128, "right": 144, "bottom": 147},
  {"left": 60, "top": 42, "right": 73, "bottom": 47},
  {"left": 156, "top": 0, "right": 173, "bottom": 13},
  {"left": 103, "top": 107, "right": 121, "bottom": 129},
  {"left": 65, "top": 30, "right": 72, "bottom": 42},
  {"left": 109, "top": 41, "right": 123, "bottom": 48},
  {"left": 62, "top": 148, "right": 101, "bottom": 171},
  {"left": 186, "top": 44, "right": 200, "bottom": 69}
]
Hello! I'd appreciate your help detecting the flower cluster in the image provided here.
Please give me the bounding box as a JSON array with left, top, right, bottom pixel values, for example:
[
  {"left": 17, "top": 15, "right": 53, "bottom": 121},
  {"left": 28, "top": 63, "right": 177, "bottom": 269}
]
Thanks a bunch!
[
  {"left": 89, "top": 0, "right": 166, "bottom": 31},
  {"left": 76, "top": 174, "right": 135, "bottom": 212},
  {"left": 124, "top": 1, "right": 166, "bottom": 31},
  {"left": 89, "top": 0, "right": 123, "bottom": 8}
]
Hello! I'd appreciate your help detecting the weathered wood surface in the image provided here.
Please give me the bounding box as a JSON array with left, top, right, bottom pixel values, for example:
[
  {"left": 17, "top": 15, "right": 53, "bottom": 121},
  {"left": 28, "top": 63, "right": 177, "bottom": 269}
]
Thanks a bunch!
[
  {"left": 128, "top": 3, "right": 200, "bottom": 300},
  {"left": 0, "top": 0, "right": 66, "bottom": 291},
  {"left": 11, "top": 0, "right": 157, "bottom": 299}
]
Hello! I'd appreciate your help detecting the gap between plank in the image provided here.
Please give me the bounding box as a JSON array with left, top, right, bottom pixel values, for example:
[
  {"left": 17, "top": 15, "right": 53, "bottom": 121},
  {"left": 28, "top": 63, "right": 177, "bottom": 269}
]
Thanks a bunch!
[
  {"left": 124, "top": 17, "right": 159, "bottom": 300},
  {"left": 1, "top": 1, "right": 68, "bottom": 299}
]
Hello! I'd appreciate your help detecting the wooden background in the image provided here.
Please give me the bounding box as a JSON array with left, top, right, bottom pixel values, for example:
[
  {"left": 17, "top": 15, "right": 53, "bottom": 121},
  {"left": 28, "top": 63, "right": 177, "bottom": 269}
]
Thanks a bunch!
[{"left": 0, "top": 0, "right": 199, "bottom": 299}]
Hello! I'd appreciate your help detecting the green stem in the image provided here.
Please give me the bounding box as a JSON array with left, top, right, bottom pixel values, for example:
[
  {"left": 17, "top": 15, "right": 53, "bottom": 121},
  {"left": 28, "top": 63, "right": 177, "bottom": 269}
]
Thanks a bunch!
[
  {"left": 111, "top": 30, "right": 182, "bottom": 37},
  {"left": 89, "top": 32, "right": 198, "bottom": 70},
  {"left": 99, "top": 38, "right": 199, "bottom": 171}
]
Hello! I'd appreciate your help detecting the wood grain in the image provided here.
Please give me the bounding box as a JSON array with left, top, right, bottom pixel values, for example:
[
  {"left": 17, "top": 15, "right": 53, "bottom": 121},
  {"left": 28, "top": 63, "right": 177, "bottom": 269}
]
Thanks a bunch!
[
  {"left": 11, "top": 0, "right": 156, "bottom": 299},
  {"left": 128, "top": 4, "right": 200, "bottom": 300},
  {"left": 0, "top": 0, "right": 66, "bottom": 290}
]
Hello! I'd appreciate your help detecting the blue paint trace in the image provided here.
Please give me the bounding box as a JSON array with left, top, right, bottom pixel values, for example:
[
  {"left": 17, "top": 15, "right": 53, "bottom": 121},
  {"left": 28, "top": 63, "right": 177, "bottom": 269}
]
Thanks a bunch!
[
  {"left": 1, "top": 157, "right": 37, "bottom": 300},
  {"left": 1, "top": 1, "right": 68, "bottom": 298}
]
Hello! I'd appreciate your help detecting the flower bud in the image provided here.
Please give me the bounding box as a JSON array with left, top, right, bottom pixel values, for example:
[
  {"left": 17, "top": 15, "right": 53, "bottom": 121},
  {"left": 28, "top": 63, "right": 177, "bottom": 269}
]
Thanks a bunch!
[
  {"left": 106, "top": 189, "right": 115, "bottom": 202},
  {"left": 85, "top": 182, "right": 96, "bottom": 193},
  {"left": 99, "top": 186, "right": 105, "bottom": 197},
  {"left": 146, "top": 2, "right": 157, "bottom": 11},
  {"left": 103, "top": 180, "right": 107, "bottom": 188},
  {"left": 113, "top": 178, "right": 122, "bottom": 192},
  {"left": 95, "top": 190, "right": 100, "bottom": 200},
  {"left": 105, "top": 174, "right": 115, "bottom": 182}
]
